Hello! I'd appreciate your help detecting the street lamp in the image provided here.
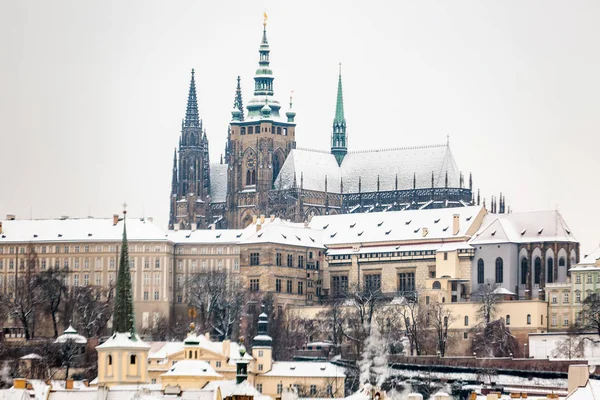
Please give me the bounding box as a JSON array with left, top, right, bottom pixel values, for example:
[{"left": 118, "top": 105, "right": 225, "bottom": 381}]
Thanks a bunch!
[{"left": 524, "top": 343, "right": 528, "bottom": 358}]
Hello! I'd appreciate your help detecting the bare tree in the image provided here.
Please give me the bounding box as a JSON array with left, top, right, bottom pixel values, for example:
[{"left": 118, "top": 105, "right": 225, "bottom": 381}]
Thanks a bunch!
[
  {"left": 473, "top": 283, "right": 500, "bottom": 326},
  {"left": 141, "top": 314, "right": 170, "bottom": 341},
  {"left": 35, "top": 268, "right": 67, "bottom": 338},
  {"left": 340, "top": 284, "right": 384, "bottom": 355},
  {"left": 396, "top": 294, "right": 429, "bottom": 356},
  {"left": 68, "top": 284, "right": 114, "bottom": 338},
  {"left": 471, "top": 319, "right": 518, "bottom": 357},
  {"left": 552, "top": 329, "right": 584, "bottom": 359},
  {"left": 429, "top": 300, "right": 457, "bottom": 357},
  {"left": 317, "top": 298, "right": 347, "bottom": 356},
  {"left": 0, "top": 247, "right": 44, "bottom": 339},
  {"left": 187, "top": 270, "right": 245, "bottom": 340},
  {"left": 573, "top": 293, "right": 600, "bottom": 343}
]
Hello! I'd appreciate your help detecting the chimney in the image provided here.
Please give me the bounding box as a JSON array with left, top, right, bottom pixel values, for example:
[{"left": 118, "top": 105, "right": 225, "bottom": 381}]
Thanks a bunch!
[
  {"left": 256, "top": 223, "right": 262, "bottom": 232},
  {"left": 147, "top": 217, "right": 154, "bottom": 224},
  {"left": 112, "top": 214, "right": 119, "bottom": 226},
  {"left": 82, "top": 380, "right": 89, "bottom": 387},
  {"left": 452, "top": 214, "right": 460, "bottom": 235},
  {"left": 222, "top": 339, "right": 231, "bottom": 358},
  {"left": 6, "top": 214, "right": 15, "bottom": 221},
  {"left": 205, "top": 332, "right": 210, "bottom": 340},
  {"left": 260, "top": 215, "right": 265, "bottom": 224},
  {"left": 191, "top": 224, "right": 197, "bottom": 232},
  {"left": 422, "top": 227, "right": 429, "bottom": 237},
  {"left": 252, "top": 215, "right": 257, "bottom": 225},
  {"left": 270, "top": 215, "right": 275, "bottom": 222},
  {"left": 174, "top": 223, "right": 180, "bottom": 231},
  {"left": 13, "top": 378, "right": 26, "bottom": 389},
  {"left": 65, "top": 378, "right": 74, "bottom": 390},
  {"left": 407, "top": 394, "right": 423, "bottom": 400},
  {"left": 0, "top": 221, "right": 3, "bottom": 234},
  {"left": 567, "top": 364, "right": 589, "bottom": 394}
]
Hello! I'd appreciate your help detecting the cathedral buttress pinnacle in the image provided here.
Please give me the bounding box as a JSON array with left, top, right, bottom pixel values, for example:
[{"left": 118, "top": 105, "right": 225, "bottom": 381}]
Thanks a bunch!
[{"left": 331, "top": 63, "right": 347, "bottom": 166}]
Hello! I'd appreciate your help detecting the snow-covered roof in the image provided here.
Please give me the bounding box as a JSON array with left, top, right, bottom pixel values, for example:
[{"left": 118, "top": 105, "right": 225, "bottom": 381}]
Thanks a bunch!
[
  {"left": 262, "top": 361, "right": 345, "bottom": 378},
  {"left": 19, "top": 353, "right": 42, "bottom": 360},
  {"left": 96, "top": 332, "right": 150, "bottom": 350},
  {"left": 0, "top": 217, "right": 167, "bottom": 244},
  {"left": 470, "top": 210, "right": 577, "bottom": 245},
  {"left": 148, "top": 341, "right": 184, "bottom": 360},
  {"left": 161, "top": 359, "right": 221, "bottom": 377},
  {"left": 204, "top": 380, "right": 271, "bottom": 400},
  {"left": 241, "top": 219, "right": 324, "bottom": 248},
  {"left": 274, "top": 144, "right": 460, "bottom": 194},
  {"left": 579, "top": 246, "right": 600, "bottom": 266},
  {"left": 566, "top": 378, "right": 600, "bottom": 399},
  {"left": 492, "top": 287, "right": 516, "bottom": 296},
  {"left": 309, "top": 206, "right": 485, "bottom": 246},
  {"left": 54, "top": 326, "right": 87, "bottom": 344},
  {"left": 166, "top": 228, "right": 246, "bottom": 244},
  {"left": 326, "top": 241, "right": 473, "bottom": 256},
  {"left": 210, "top": 164, "right": 228, "bottom": 204}
]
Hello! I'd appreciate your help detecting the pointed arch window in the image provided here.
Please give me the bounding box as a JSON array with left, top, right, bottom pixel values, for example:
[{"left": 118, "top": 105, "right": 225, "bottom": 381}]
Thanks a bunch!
[
  {"left": 521, "top": 258, "right": 528, "bottom": 285},
  {"left": 495, "top": 257, "right": 503, "bottom": 283},
  {"left": 251, "top": 170, "right": 256, "bottom": 185},
  {"left": 246, "top": 170, "right": 251, "bottom": 186},
  {"left": 477, "top": 259, "right": 484, "bottom": 284},
  {"left": 547, "top": 258, "right": 554, "bottom": 283},
  {"left": 534, "top": 257, "right": 542, "bottom": 285}
]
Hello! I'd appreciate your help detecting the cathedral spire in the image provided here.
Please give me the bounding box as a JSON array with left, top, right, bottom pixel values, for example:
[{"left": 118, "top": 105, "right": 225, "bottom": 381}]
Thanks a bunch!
[
  {"left": 112, "top": 207, "right": 136, "bottom": 337},
  {"left": 184, "top": 69, "right": 200, "bottom": 127},
  {"left": 331, "top": 63, "right": 348, "bottom": 166},
  {"left": 233, "top": 75, "right": 245, "bottom": 121},
  {"left": 171, "top": 148, "right": 178, "bottom": 194}
]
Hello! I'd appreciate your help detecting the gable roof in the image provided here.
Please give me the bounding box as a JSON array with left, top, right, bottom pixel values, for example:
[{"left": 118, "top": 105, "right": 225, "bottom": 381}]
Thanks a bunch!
[
  {"left": 309, "top": 206, "right": 485, "bottom": 246},
  {"left": 0, "top": 217, "right": 166, "bottom": 244},
  {"left": 273, "top": 144, "right": 460, "bottom": 194},
  {"left": 241, "top": 219, "right": 324, "bottom": 248},
  {"left": 470, "top": 210, "right": 577, "bottom": 245},
  {"left": 262, "top": 361, "right": 345, "bottom": 378}
]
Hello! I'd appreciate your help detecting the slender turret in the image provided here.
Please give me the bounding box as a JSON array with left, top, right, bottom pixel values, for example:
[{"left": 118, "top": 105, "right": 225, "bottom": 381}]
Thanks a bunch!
[{"left": 331, "top": 63, "right": 347, "bottom": 166}]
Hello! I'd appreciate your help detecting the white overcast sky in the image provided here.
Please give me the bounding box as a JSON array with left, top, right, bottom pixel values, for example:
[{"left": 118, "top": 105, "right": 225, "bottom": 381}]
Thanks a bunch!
[{"left": 1, "top": 1, "right": 599, "bottom": 254}]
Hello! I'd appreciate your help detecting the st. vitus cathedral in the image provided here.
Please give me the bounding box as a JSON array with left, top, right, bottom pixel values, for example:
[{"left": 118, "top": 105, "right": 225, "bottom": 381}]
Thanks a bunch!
[{"left": 169, "top": 21, "right": 493, "bottom": 230}]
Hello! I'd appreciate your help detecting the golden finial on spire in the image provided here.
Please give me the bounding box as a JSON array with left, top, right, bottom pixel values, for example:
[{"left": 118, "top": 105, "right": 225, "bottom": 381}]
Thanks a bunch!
[
  {"left": 263, "top": 11, "right": 268, "bottom": 27},
  {"left": 289, "top": 90, "right": 294, "bottom": 108}
]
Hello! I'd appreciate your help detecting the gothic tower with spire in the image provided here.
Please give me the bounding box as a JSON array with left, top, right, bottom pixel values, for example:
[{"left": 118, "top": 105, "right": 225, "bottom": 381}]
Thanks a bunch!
[
  {"left": 226, "top": 18, "right": 297, "bottom": 228},
  {"left": 331, "top": 64, "right": 347, "bottom": 166},
  {"left": 169, "top": 69, "right": 212, "bottom": 230}
]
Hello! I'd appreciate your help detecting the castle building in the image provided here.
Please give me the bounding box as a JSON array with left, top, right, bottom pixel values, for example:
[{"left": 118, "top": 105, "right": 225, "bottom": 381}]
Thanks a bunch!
[{"left": 169, "top": 21, "right": 476, "bottom": 230}]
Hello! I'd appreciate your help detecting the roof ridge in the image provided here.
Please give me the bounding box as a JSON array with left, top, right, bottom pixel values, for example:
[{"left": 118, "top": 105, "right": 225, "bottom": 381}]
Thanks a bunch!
[
  {"left": 348, "top": 143, "right": 447, "bottom": 154},
  {"left": 294, "top": 147, "right": 333, "bottom": 154}
]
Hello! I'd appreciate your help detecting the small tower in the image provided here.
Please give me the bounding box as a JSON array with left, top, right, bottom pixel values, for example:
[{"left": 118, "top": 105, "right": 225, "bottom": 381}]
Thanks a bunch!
[
  {"left": 331, "top": 63, "right": 347, "bottom": 166},
  {"left": 234, "top": 75, "right": 245, "bottom": 121},
  {"left": 96, "top": 209, "right": 150, "bottom": 387},
  {"left": 252, "top": 312, "right": 273, "bottom": 374},
  {"left": 236, "top": 338, "right": 250, "bottom": 384}
]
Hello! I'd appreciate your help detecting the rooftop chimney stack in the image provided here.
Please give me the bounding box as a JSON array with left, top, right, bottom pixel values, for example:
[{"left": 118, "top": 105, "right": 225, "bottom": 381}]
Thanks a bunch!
[
  {"left": 6, "top": 214, "right": 15, "bottom": 221},
  {"left": 112, "top": 214, "right": 119, "bottom": 226},
  {"left": 452, "top": 214, "right": 460, "bottom": 235}
]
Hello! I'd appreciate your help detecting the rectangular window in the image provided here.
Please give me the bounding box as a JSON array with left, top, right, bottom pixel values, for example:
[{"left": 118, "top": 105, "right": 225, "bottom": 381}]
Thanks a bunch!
[
  {"left": 576, "top": 292, "right": 581, "bottom": 303},
  {"left": 563, "top": 315, "right": 569, "bottom": 326},
  {"left": 154, "top": 291, "right": 159, "bottom": 300},
  {"left": 74, "top": 259, "right": 80, "bottom": 269},
  {"left": 73, "top": 275, "right": 79, "bottom": 286},
  {"left": 298, "top": 255, "right": 304, "bottom": 268},
  {"left": 277, "top": 384, "right": 283, "bottom": 395},
  {"left": 364, "top": 274, "right": 381, "bottom": 293},
  {"left": 109, "top": 259, "right": 115, "bottom": 269},
  {"left": 95, "top": 258, "right": 102, "bottom": 270},
  {"left": 310, "top": 385, "right": 317, "bottom": 396},
  {"left": 276, "top": 279, "right": 281, "bottom": 292},
  {"left": 144, "top": 259, "right": 150, "bottom": 269},
  {"left": 144, "top": 273, "right": 149, "bottom": 286},
  {"left": 551, "top": 295, "right": 557, "bottom": 304},
  {"left": 154, "top": 273, "right": 160, "bottom": 285},
  {"left": 84, "top": 258, "right": 89, "bottom": 269},
  {"left": 201, "top": 261, "right": 207, "bottom": 271},
  {"left": 155, "top": 258, "right": 161, "bottom": 269},
  {"left": 84, "top": 245, "right": 89, "bottom": 253},
  {"left": 331, "top": 276, "right": 349, "bottom": 296},
  {"left": 234, "top": 259, "right": 239, "bottom": 271},
  {"left": 191, "top": 260, "right": 197, "bottom": 272},
  {"left": 276, "top": 253, "right": 282, "bottom": 266},
  {"left": 83, "top": 274, "right": 89, "bottom": 286},
  {"left": 250, "top": 279, "right": 260, "bottom": 291},
  {"left": 258, "top": 364, "right": 263, "bottom": 371},
  {"left": 298, "top": 281, "right": 303, "bottom": 295},
  {"left": 463, "top": 332, "right": 469, "bottom": 339},
  {"left": 551, "top": 314, "right": 557, "bottom": 326},
  {"left": 95, "top": 274, "right": 102, "bottom": 286},
  {"left": 177, "top": 260, "right": 183, "bottom": 271},
  {"left": 9, "top": 260, "right": 14, "bottom": 270},
  {"left": 75, "top": 246, "right": 80, "bottom": 253},
  {"left": 564, "top": 292, "right": 569, "bottom": 304},
  {"left": 576, "top": 274, "right": 581, "bottom": 284},
  {"left": 256, "top": 384, "right": 262, "bottom": 394},
  {"left": 286, "top": 280, "right": 293, "bottom": 293},
  {"left": 398, "top": 272, "right": 415, "bottom": 293},
  {"left": 588, "top": 274, "right": 593, "bottom": 284},
  {"left": 216, "top": 361, "right": 221, "bottom": 368},
  {"left": 63, "top": 259, "right": 69, "bottom": 269},
  {"left": 444, "top": 252, "right": 448, "bottom": 261},
  {"left": 177, "top": 295, "right": 182, "bottom": 303},
  {"left": 250, "top": 253, "right": 260, "bottom": 266},
  {"left": 287, "top": 254, "right": 293, "bottom": 267},
  {"left": 41, "top": 246, "right": 46, "bottom": 254}
]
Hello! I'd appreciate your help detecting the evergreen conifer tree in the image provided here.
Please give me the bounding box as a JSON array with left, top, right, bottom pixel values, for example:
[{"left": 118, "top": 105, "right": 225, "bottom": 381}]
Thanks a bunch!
[{"left": 112, "top": 211, "right": 136, "bottom": 337}]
